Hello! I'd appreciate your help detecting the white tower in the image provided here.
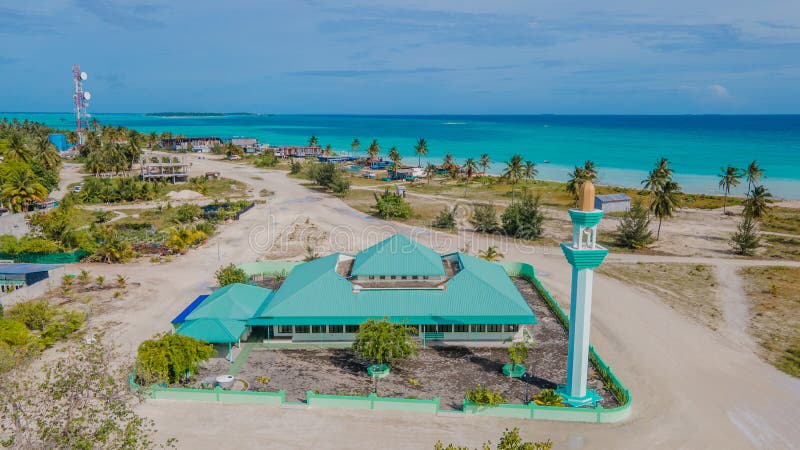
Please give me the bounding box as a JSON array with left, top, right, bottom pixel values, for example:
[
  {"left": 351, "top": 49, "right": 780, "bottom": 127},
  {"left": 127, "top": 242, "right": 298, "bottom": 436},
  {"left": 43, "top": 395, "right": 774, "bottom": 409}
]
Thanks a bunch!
[{"left": 555, "top": 181, "right": 608, "bottom": 407}]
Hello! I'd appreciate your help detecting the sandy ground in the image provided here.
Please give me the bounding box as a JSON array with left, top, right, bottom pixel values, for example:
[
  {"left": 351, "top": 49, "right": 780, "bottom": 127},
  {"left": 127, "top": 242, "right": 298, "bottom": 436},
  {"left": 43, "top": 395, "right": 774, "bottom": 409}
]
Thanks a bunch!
[{"left": 18, "top": 154, "right": 800, "bottom": 449}]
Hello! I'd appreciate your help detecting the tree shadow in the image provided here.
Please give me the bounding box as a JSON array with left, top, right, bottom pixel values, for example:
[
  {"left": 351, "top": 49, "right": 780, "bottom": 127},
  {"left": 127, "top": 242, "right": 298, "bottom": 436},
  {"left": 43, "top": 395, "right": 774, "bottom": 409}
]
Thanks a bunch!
[{"left": 326, "top": 349, "right": 367, "bottom": 376}]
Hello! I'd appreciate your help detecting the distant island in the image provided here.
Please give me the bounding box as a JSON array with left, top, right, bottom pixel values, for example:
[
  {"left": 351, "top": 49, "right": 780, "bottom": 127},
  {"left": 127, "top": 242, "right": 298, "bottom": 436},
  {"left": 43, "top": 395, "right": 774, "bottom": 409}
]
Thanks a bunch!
[{"left": 146, "top": 112, "right": 257, "bottom": 117}]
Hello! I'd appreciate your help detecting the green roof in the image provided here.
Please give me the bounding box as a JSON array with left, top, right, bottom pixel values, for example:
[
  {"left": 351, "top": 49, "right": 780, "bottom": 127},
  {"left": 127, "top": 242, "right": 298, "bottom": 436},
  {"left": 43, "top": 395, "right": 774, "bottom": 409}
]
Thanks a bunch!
[
  {"left": 253, "top": 244, "right": 536, "bottom": 326},
  {"left": 350, "top": 234, "right": 446, "bottom": 277},
  {"left": 177, "top": 318, "right": 246, "bottom": 343},
  {"left": 186, "top": 283, "right": 272, "bottom": 321}
]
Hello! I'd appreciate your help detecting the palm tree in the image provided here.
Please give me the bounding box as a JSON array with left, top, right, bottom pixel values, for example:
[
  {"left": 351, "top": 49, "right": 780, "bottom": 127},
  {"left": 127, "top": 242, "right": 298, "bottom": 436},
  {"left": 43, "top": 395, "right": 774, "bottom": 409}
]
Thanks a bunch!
[
  {"left": 414, "top": 138, "right": 428, "bottom": 168},
  {"left": 523, "top": 161, "right": 538, "bottom": 184},
  {"left": 33, "top": 136, "right": 62, "bottom": 171},
  {"left": 503, "top": 154, "right": 524, "bottom": 203},
  {"left": 743, "top": 184, "right": 772, "bottom": 219},
  {"left": 1, "top": 164, "right": 48, "bottom": 212},
  {"left": 324, "top": 144, "right": 333, "bottom": 156},
  {"left": 642, "top": 157, "right": 673, "bottom": 191},
  {"left": 745, "top": 160, "right": 763, "bottom": 195},
  {"left": 388, "top": 146, "right": 402, "bottom": 174},
  {"left": 424, "top": 163, "right": 437, "bottom": 184},
  {"left": 147, "top": 131, "right": 158, "bottom": 148},
  {"left": 479, "top": 153, "right": 491, "bottom": 184},
  {"left": 463, "top": 158, "right": 478, "bottom": 197},
  {"left": 478, "top": 245, "right": 504, "bottom": 262},
  {"left": 718, "top": 165, "right": 743, "bottom": 213},
  {"left": 650, "top": 180, "right": 682, "bottom": 239},
  {"left": 582, "top": 160, "right": 599, "bottom": 182},
  {"left": 566, "top": 167, "right": 588, "bottom": 203},
  {"left": 367, "top": 139, "right": 380, "bottom": 162},
  {"left": 3, "top": 133, "right": 32, "bottom": 163},
  {"left": 308, "top": 136, "right": 319, "bottom": 147},
  {"left": 351, "top": 138, "right": 360, "bottom": 154}
]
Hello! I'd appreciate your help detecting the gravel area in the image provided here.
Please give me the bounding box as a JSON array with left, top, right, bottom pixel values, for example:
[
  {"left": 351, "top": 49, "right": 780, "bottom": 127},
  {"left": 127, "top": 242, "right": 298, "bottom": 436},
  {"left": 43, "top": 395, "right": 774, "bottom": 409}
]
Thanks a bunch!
[{"left": 198, "top": 277, "right": 619, "bottom": 409}]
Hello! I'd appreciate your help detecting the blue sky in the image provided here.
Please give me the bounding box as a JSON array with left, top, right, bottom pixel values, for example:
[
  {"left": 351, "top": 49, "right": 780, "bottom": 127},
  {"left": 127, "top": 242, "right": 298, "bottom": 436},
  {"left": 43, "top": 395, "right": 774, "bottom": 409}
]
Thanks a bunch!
[{"left": 1, "top": 0, "right": 799, "bottom": 114}]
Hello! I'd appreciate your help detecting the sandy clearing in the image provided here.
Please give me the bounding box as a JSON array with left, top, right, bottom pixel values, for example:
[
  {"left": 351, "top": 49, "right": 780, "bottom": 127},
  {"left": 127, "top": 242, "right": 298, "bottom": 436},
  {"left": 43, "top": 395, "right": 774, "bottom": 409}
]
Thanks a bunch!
[{"left": 38, "top": 154, "right": 800, "bottom": 449}]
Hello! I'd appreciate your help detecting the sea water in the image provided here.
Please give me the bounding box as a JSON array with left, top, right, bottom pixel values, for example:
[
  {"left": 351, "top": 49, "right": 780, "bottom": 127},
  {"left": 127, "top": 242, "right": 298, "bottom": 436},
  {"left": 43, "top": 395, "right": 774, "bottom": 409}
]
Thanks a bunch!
[{"left": 4, "top": 113, "right": 799, "bottom": 199}]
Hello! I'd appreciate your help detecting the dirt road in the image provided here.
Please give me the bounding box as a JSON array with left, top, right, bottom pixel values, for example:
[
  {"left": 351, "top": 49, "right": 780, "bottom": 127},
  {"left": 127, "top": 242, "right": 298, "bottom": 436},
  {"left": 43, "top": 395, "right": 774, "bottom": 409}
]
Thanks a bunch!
[{"left": 69, "top": 155, "right": 800, "bottom": 449}]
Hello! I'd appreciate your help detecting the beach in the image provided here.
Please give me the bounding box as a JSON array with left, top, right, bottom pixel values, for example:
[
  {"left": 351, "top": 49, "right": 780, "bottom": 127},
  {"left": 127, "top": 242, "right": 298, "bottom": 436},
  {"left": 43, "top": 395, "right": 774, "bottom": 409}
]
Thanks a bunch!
[{"left": 5, "top": 113, "right": 800, "bottom": 199}]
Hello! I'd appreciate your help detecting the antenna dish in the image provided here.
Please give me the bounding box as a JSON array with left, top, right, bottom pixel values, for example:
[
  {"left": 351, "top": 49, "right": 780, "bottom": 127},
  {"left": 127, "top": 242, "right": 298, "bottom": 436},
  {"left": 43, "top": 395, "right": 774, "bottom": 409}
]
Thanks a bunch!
[
  {"left": 80, "top": 72, "right": 88, "bottom": 80},
  {"left": 83, "top": 91, "right": 91, "bottom": 100}
]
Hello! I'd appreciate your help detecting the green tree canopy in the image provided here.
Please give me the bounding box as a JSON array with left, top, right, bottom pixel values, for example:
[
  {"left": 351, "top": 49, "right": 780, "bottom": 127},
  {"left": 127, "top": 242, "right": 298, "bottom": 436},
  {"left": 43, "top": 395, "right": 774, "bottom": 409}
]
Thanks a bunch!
[{"left": 352, "top": 318, "right": 418, "bottom": 367}]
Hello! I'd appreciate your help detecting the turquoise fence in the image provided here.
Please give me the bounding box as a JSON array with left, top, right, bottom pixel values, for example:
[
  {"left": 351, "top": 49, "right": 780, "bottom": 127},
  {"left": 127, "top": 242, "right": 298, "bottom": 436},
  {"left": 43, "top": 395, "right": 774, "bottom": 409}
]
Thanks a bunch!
[
  {"left": 130, "top": 261, "right": 631, "bottom": 423},
  {"left": 307, "top": 391, "right": 439, "bottom": 413}
]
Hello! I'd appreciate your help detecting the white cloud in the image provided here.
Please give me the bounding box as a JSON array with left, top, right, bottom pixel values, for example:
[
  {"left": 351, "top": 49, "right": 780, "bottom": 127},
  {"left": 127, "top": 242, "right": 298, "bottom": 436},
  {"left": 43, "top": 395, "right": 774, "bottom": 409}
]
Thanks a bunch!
[{"left": 708, "top": 84, "right": 731, "bottom": 98}]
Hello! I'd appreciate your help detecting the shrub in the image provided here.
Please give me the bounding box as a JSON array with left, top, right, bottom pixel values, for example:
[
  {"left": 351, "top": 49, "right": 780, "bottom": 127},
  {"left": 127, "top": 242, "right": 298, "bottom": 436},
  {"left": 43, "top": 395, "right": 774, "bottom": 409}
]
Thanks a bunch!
[
  {"left": 215, "top": 263, "right": 248, "bottom": 286},
  {"left": 352, "top": 318, "right": 418, "bottom": 367},
  {"left": 615, "top": 202, "right": 654, "bottom": 249},
  {"left": 533, "top": 389, "right": 565, "bottom": 407},
  {"left": 434, "top": 428, "right": 552, "bottom": 450},
  {"left": 254, "top": 153, "right": 279, "bottom": 168},
  {"left": 41, "top": 310, "right": 85, "bottom": 346},
  {"left": 290, "top": 161, "right": 303, "bottom": 174},
  {"left": 501, "top": 193, "right": 544, "bottom": 239},
  {"left": 373, "top": 188, "right": 411, "bottom": 219},
  {"left": 507, "top": 341, "right": 531, "bottom": 367},
  {"left": 307, "top": 162, "right": 350, "bottom": 194},
  {"left": 5, "top": 300, "right": 54, "bottom": 331},
  {"left": 470, "top": 204, "right": 499, "bottom": 233},
  {"left": 465, "top": 385, "right": 506, "bottom": 406},
  {"left": 136, "top": 333, "right": 216, "bottom": 384},
  {"left": 731, "top": 214, "right": 761, "bottom": 256},
  {"left": 432, "top": 206, "right": 456, "bottom": 230},
  {"left": 175, "top": 204, "right": 202, "bottom": 223},
  {"left": 0, "top": 318, "right": 33, "bottom": 347}
]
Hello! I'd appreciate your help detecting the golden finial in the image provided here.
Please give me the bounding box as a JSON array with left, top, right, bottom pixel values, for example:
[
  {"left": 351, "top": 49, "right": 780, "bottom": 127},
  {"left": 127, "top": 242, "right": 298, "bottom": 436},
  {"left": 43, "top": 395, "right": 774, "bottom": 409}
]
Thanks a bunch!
[{"left": 578, "top": 181, "right": 595, "bottom": 212}]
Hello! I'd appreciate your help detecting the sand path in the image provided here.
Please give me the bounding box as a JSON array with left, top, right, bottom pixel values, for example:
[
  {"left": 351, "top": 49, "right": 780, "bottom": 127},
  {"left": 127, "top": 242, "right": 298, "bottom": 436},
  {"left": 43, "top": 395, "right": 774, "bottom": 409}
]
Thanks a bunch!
[{"left": 60, "top": 155, "right": 800, "bottom": 449}]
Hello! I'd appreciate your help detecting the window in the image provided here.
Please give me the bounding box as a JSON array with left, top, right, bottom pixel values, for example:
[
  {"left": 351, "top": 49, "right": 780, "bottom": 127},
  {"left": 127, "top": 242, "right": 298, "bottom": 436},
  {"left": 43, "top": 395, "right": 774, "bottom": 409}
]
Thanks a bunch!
[
  {"left": 453, "top": 324, "right": 468, "bottom": 332},
  {"left": 294, "top": 325, "right": 310, "bottom": 333},
  {"left": 329, "top": 325, "right": 344, "bottom": 333},
  {"left": 312, "top": 325, "right": 324, "bottom": 333},
  {"left": 345, "top": 325, "right": 359, "bottom": 333},
  {"left": 401, "top": 276, "right": 407, "bottom": 280},
  {"left": 422, "top": 276, "right": 429, "bottom": 280},
  {"left": 277, "top": 325, "right": 292, "bottom": 334},
  {"left": 472, "top": 324, "right": 486, "bottom": 332},
  {"left": 487, "top": 324, "right": 502, "bottom": 332},
  {"left": 369, "top": 276, "right": 375, "bottom": 280},
  {"left": 390, "top": 275, "right": 397, "bottom": 280},
  {"left": 379, "top": 276, "right": 386, "bottom": 280},
  {"left": 423, "top": 324, "right": 437, "bottom": 332},
  {"left": 412, "top": 276, "right": 418, "bottom": 280},
  {"left": 504, "top": 324, "right": 519, "bottom": 332},
  {"left": 438, "top": 324, "right": 453, "bottom": 333}
]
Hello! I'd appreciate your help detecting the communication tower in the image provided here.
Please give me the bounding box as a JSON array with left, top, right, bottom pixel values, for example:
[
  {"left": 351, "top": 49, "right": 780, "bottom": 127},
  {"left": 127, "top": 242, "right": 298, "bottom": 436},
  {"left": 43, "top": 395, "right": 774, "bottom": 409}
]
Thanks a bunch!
[{"left": 72, "top": 65, "right": 91, "bottom": 152}]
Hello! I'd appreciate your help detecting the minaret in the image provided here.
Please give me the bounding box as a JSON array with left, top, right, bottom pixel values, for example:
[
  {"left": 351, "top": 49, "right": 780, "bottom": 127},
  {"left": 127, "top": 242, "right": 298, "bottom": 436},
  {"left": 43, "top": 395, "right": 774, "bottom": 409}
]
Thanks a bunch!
[{"left": 556, "top": 181, "right": 608, "bottom": 407}]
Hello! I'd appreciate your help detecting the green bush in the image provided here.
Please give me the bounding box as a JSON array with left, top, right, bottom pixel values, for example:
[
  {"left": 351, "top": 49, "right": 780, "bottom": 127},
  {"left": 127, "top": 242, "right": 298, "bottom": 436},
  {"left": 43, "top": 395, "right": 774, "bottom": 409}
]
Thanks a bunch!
[
  {"left": 0, "top": 318, "right": 33, "bottom": 347},
  {"left": 307, "top": 162, "right": 350, "bottom": 194},
  {"left": 432, "top": 206, "right": 456, "bottom": 230},
  {"left": 175, "top": 204, "right": 202, "bottom": 223},
  {"left": 5, "top": 300, "right": 54, "bottom": 331},
  {"left": 501, "top": 193, "right": 544, "bottom": 239},
  {"left": 136, "top": 333, "right": 216, "bottom": 384},
  {"left": 533, "top": 389, "right": 564, "bottom": 406},
  {"left": 470, "top": 204, "right": 499, "bottom": 233},
  {"left": 254, "top": 153, "right": 279, "bottom": 168},
  {"left": 352, "top": 318, "right": 418, "bottom": 367},
  {"left": 373, "top": 188, "right": 411, "bottom": 219},
  {"left": 615, "top": 202, "right": 654, "bottom": 249},
  {"left": 215, "top": 263, "right": 248, "bottom": 286},
  {"left": 41, "top": 310, "right": 85, "bottom": 346},
  {"left": 465, "top": 384, "right": 506, "bottom": 406},
  {"left": 290, "top": 161, "right": 303, "bottom": 174}
]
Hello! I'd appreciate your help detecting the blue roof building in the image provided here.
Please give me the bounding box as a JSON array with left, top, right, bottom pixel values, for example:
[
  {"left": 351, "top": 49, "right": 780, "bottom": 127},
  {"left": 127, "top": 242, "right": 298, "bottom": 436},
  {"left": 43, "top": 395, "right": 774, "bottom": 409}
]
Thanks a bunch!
[
  {"left": 176, "top": 234, "right": 537, "bottom": 344},
  {"left": 0, "top": 263, "right": 61, "bottom": 292}
]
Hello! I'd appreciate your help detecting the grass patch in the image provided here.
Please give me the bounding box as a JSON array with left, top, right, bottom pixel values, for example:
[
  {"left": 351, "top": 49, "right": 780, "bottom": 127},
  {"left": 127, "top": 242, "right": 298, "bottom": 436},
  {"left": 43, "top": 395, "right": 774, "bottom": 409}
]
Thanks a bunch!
[
  {"left": 740, "top": 266, "right": 800, "bottom": 377},
  {"left": 762, "top": 235, "right": 800, "bottom": 261},
  {"left": 761, "top": 207, "right": 800, "bottom": 235},
  {"left": 162, "top": 177, "right": 247, "bottom": 199},
  {"left": 597, "top": 262, "right": 721, "bottom": 330}
]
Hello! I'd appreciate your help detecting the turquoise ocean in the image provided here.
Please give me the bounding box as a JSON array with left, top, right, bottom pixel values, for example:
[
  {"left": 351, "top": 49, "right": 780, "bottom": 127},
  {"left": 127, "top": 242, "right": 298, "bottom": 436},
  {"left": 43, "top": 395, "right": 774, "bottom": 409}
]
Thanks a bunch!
[{"left": 4, "top": 113, "right": 800, "bottom": 199}]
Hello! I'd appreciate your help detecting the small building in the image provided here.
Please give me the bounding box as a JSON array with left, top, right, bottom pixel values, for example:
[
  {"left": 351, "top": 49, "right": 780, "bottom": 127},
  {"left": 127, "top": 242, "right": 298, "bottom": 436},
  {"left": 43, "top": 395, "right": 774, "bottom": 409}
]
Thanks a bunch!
[
  {"left": 231, "top": 138, "right": 260, "bottom": 154},
  {"left": 48, "top": 133, "right": 69, "bottom": 152},
  {"left": 395, "top": 186, "right": 407, "bottom": 197},
  {"left": 0, "top": 263, "right": 61, "bottom": 292},
  {"left": 270, "top": 145, "right": 323, "bottom": 157},
  {"left": 159, "top": 137, "right": 223, "bottom": 153},
  {"left": 594, "top": 193, "right": 631, "bottom": 213}
]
